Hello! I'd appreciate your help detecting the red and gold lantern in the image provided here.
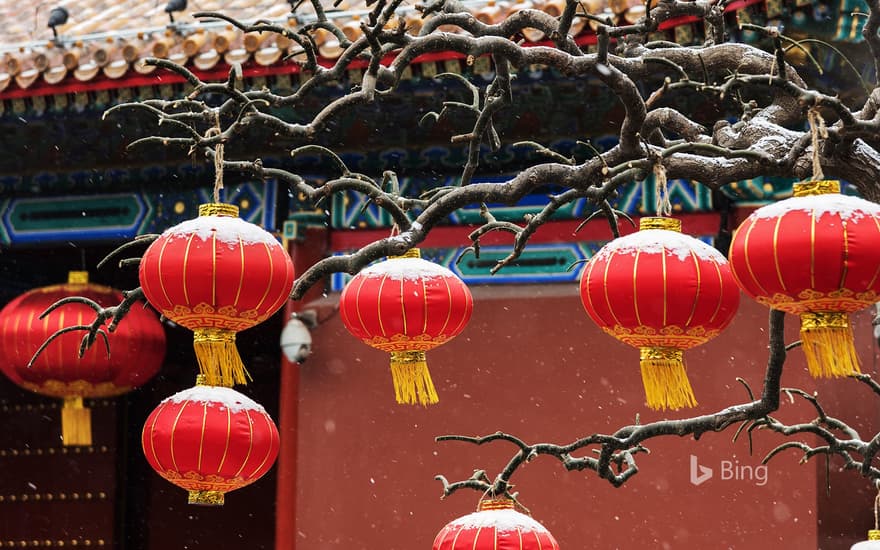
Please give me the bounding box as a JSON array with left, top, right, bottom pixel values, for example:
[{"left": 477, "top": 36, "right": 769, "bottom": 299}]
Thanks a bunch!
[
  {"left": 339, "top": 249, "right": 473, "bottom": 406},
  {"left": 0, "top": 271, "right": 166, "bottom": 446},
  {"left": 139, "top": 203, "right": 295, "bottom": 387},
  {"left": 729, "top": 180, "right": 880, "bottom": 378},
  {"left": 433, "top": 498, "right": 560, "bottom": 549},
  {"left": 579, "top": 217, "right": 740, "bottom": 410},
  {"left": 141, "top": 380, "right": 280, "bottom": 506}
]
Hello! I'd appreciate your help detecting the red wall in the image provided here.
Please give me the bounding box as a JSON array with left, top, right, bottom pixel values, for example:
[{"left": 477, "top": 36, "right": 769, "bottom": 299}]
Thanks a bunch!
[{"left": 294, "top": 283, "right": 880, "bottom": 549}]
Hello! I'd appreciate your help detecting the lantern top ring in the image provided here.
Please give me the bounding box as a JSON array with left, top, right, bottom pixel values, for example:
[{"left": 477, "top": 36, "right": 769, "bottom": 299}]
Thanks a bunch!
[
  {"left": 793, "top": 179, "right": 840, "bottom": 197},
  {"left": 390, "top": 248, "right": 421, "bottom": 260},
  {"left": 478, "top": 498, "right": 517, "bottom": 512},
  {"left": 639, "top": 217, "right": 681, "bottom": 232},
  {"left": 198, "top": 203, "right": 240, "bottom": 218},
  {"left": 67, "top": 270, "right": 89, "bottom": 284}
]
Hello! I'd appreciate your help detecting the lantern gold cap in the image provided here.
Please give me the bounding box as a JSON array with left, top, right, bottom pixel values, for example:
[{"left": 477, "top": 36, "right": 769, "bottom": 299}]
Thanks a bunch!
[
  {"left": 391, "top": 248, "right": 421, "bottom": 259},
  {"left": 639, "top": 217, "right": 681, "bottom": 232},
  {"left": 198, "top": 203, "right": 239, "bottom": 217},
  {"left": 869, "top": 530, "right": 880, "bottom": 541},
  {"left": 792, "top": 180, "right": 840, "bottom": 196},
  {"left": 188, "top": 490, "right": 224, "bottom": 506},
  {"left": 478, "top": 497, "right": 516, "bottom": 511},
  {"left": 67, "top": 271, "right": 89, "bottom": 284}
]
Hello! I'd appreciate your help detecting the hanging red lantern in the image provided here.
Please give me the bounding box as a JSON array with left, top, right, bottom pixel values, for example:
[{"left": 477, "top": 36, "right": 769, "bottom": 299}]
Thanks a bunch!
[
  {"left": 141, "top": 380, "right": 280, "bottom": 506},
  {"left": 433, "top": 498, "right": 560, "bottom": 549},
  {"left": 729, "top": 180, "right": 880, "bottom": 378},
  {"left": 579, "top": 217, "right": 740, "bottom": 411},
  {"left": 139, "top": 203, "right": 295, "bottom": 387},
  {"left": 0, "top": 271, "right": 166, "bottom": 446},
  {"left": 339, "top": 249, "right": 473, "bottom": 406}
]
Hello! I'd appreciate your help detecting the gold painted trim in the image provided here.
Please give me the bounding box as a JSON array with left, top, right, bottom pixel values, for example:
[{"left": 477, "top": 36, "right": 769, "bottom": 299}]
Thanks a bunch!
[
  {"left": 839, "top": 216, "right": 850, "bottom": 290},
  {"left": 232, "top": 409, "right": 255, "bottom": 478},
  {"left": 632, "top": 250, "right": 642, "bottom": 327},
  {"left": 684, "top": 250, "right": 700, "bottom": 327},
  {"left": 217, "top": 406, "right": 232, "bottom": 473},
  {"left": 741, "top": 218, "right": 770, "bottom": 296},
  {"left": 197, "top": 403, "right": 208, "bottom": 471},
  {"left": 182, "top": 233, "right": 197, "bottom": 305},
  {"left": 399, "top": 277, "right": 408, "bottom": 335},
  {"left": 169, "top": 401, "right": 189, "bottom": 473},
  {"left": 376, "top": 274, "right": 389, "bottom": 337},
  {"left": 771, "top": 215, "right": 787, "bottom": 291},
  {"left": 602, "top": 255, "right": 623, "bottom": 327},
  {"left": 156, "top": 236, "right": 174, "bottom": 308},
  {"left": 353, "top": 276, "right": 370, "bottom": 337}
]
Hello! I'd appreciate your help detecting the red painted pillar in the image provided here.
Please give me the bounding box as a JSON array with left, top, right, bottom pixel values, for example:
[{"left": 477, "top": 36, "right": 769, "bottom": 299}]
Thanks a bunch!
[{"left": 276, "top": 226, "right": 328, "bottom": 550}]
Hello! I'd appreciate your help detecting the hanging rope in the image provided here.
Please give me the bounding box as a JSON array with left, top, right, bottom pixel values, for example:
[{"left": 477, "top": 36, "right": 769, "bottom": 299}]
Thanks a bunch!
[
  {"left": 807, "top": 107, "right": 828, "bottom": 181},
  {"left": 654, "top": 162, "right": 672, "bottom": 216},
  {"left": 207, "top": 113, "right": 224, "bottom": 203}
]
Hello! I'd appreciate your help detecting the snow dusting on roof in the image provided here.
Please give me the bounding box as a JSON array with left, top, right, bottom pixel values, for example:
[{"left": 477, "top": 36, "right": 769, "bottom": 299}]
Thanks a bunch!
[
  {"left": 752, "top": 193, "right": 880, "bottom": 221},
  {"left": 447, "top": 509, "right": 550, "bottom": 533},
  {"left": 164, "top": 385, "right": 267, "bottom": 413},
  {"left": 163, "top": 215, "right": 280, "bottom": 246},
  {"left": 361, "top": 257, "right": 457, "bottom": 280},
  {"left": 596, "top": 229, "right": 727, "bottom": 263}
]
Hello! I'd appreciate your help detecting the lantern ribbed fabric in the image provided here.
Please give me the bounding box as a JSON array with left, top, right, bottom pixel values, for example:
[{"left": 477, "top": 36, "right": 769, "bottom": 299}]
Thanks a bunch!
[
  {"left": 432, "top": 498, "right": 560, "bottom": 550},
  {"left": 139, "top": 203, "right": 295, "bottom": 387},
  {"left": 0, "top": 271, "right": 166, "bottom": 446},
  {"left": 729, "top": 180, "right": 880, "bottom": 379},
  {"left": 339, "top": 249, "right": 473, "bottom": 406},
  {"left": 579, "top": 217, "right": 740, "bottom": 411},
  {"left": 141, "top": 381, "right": 280, "bottom": 506},
  {"left": 852, "top": 530, "right": 880, "bottom": 549}
]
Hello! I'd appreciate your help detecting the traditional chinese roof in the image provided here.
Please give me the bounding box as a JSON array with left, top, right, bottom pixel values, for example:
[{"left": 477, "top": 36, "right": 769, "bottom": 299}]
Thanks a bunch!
[{"left": 0, "top": 0, "right": 784, "bottom": 98}]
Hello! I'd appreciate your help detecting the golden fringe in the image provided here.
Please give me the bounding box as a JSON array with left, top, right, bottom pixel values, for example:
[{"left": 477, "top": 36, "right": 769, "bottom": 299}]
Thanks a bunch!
[
  {"left": 61, "top": 397, "right": 92, "bottom": 446},
  {"left": 389, "top": 351, "right": 439, "bottom": 406},
  {"left": 800, "top": 321, "right": 861, "bottom": 378},
  {"left": 193, "top": 329, "right": 251, "bottom": 387},
  {"left": 639, "top": 348, "right": 697, "bottom": 411}
]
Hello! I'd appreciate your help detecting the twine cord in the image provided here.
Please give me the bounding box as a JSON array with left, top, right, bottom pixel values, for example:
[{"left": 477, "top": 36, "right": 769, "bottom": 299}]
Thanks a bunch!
[
  {"left": 208, "top": 113, "right": 224, "bottom": 203},
  {"left": 654, "top": 162, "right": 672, "bottom": 216},
  {"left": 808, "top": 107, "right": 828, "bottom": 181}
]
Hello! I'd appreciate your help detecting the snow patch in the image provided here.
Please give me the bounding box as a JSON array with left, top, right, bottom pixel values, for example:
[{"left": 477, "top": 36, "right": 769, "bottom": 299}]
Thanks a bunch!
[
  {"left": 163, "top": 216, "right": 279, "bottom": 246},
  {"left": 596, "top": 229, "right": 727, "bottom": 263},
  {"left": 752, "top": 193, "right": 880, "bottom": 221},
  {"left": 447, "top": 509, "right": 550, "bottom": 533},
  {"left": 361, "top": 257, "right": 456, "bottom": 280},
  {"left": 164, "top": 385, "right": 266, "bottom": 413}
]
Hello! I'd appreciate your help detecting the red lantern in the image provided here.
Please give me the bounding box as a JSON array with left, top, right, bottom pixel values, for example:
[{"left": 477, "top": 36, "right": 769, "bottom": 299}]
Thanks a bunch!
[
  {"left": 139, "top": 203, "right": 295, "bottom": 387},
  {"left": 433, "top": 498, "right": 560, "bottom": 550},
  {"left": 141, "top": 381, "right": 280, "bottom": 506},
  {"left": 339, "top": 249, "right": 473, "bottom": 406},
  {"left": 0, "top": 271, "right": 166, "bottom": 446},
  {"left": 579, "top": 217, "right": 740, "bottom": 410},
  {"left": 729, "top": 180, "right": 880, "bottom": 378}
]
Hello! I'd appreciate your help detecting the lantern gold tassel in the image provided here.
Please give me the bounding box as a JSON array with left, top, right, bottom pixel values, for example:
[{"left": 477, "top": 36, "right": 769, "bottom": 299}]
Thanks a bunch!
[
  {"left": 193, "top": 328, "right": 251, "bottom": 387},
  {"left": 800, "top": 312, "right": 861, "bottom": 378},
  {"left": 639, "top": 348, "right": 697, "bottom": 410},
  {"left": 61, "top": 396, "right": 92, "bottom": 446},
  {"left": 389, "top": 351, "right": 439, "bottom": 406}
]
